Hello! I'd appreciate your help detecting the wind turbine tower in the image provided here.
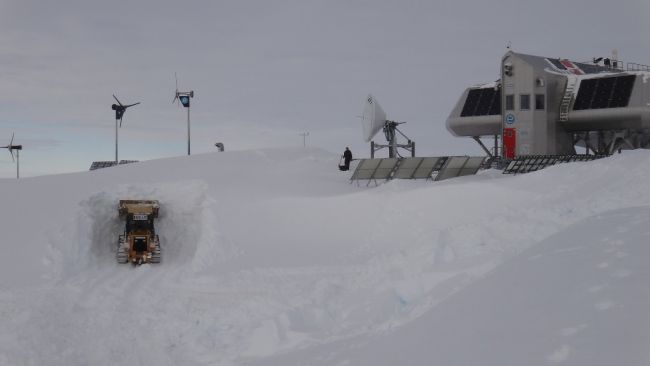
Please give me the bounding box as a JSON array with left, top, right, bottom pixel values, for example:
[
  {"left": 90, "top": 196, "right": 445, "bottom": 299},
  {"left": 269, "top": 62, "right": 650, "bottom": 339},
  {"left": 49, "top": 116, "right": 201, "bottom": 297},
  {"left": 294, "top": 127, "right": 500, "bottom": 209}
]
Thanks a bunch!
[
  {"left": 111, "top": 94, "right": 140, "bottom": 163},
  {"left": 173, "top": 74, "right": 194, "bottom": 155},
  {"left": 2, "top": 133, "right": 22, "bottom": 179}
]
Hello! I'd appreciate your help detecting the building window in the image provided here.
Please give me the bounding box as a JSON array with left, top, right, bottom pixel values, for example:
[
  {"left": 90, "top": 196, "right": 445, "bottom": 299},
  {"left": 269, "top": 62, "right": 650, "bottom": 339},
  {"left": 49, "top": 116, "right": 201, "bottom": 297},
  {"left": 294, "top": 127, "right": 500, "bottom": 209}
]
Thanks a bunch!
[
  {"left": 505, "top": 95, "right": 514, "bottom": 110},
  {"left": 520, "top": 94, "right": 530, "bottom": 110},
  {"left": 535, "top": 94, "right": 545, "bottom": 110}
]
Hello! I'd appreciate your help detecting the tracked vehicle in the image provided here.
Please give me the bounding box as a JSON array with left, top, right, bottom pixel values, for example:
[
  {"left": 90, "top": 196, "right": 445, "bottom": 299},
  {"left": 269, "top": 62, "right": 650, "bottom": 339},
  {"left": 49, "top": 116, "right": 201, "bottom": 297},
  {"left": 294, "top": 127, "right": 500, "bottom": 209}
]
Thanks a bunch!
[{"left": 117, "top": 200, "right": 161, "bottom": 264}]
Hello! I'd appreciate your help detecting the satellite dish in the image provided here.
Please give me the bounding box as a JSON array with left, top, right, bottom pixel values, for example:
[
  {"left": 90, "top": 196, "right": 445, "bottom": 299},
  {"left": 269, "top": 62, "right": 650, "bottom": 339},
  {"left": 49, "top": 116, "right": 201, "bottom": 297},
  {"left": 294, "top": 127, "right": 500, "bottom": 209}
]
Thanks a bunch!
[{"left": 361, "top": 94, "right": 387, "bottom": 143}]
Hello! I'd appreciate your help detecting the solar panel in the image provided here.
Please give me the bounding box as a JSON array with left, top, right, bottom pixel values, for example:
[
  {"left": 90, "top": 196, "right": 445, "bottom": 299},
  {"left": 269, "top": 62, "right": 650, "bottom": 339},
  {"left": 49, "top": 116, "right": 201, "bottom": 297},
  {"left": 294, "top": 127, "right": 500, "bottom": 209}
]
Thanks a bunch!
[
  {"left": 610, "top": 75, "right": 636, "bottom": 108},
  {"left": 393, "top": 157, "right": 424, "bottom": 179},
  {"left": 475, "top": 89, "right": 495, "bottom": 115},
  {"left": 547, "top": 58, "right": 613, "bottom": 74},
  {"left": 573, "top": 62, "right": 608, "bottom": 74},
  {"left": 460, "top": 88, "right": 501, "bottom": 117},
  {"left": 372, "top": 158, "right": 399, "bottom": 180},
  {"left": 573, "top": 78, "right": 596, "bottom": 110},
  {"left": 413, "top": 157, "right": 446, "bottom": 179},
  {"left": 574, "top": 75, "right": 636, "bottom": 110},
  {"left": 119, "top": 160, "right": 139, "bottom": 165},
  {"left": 457, "top": 156, "right": 485, "bottom": 177},
  {"left": 434, "top": 156, "right": 469, "bottom": 181},
  {"left": 502, "top": 155, "right": 607, "bottom": 174},
  {"left": 547, "top": 59, "right": 567, "bottom": 71},
  {"left": 350, "top": 158, "right": 382, "bottom": 180},
  {"left": 488, "top": 91, "right": 501, "bottom": 115},
  {"left": 89, "top": 161, "right": 117, "bottom": 170},
  {"left": 592, "top": 77, "right": 615, "bottom": 109}
]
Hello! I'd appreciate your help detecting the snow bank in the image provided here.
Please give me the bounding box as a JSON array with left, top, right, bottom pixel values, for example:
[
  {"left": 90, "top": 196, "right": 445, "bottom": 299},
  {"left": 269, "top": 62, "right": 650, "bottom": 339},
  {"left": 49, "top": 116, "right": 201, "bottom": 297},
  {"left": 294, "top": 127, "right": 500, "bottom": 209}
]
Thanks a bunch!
[{"left": 1, "top": 147, "right": 650, "bottom": 365}]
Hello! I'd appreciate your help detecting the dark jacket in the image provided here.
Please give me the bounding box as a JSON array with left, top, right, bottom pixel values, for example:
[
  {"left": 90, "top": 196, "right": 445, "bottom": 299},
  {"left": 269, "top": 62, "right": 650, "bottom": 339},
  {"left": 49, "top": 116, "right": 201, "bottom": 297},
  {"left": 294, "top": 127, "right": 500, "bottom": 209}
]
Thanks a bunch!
[{"left": 343, "top": 149, "right": 352, "bottom": 162}]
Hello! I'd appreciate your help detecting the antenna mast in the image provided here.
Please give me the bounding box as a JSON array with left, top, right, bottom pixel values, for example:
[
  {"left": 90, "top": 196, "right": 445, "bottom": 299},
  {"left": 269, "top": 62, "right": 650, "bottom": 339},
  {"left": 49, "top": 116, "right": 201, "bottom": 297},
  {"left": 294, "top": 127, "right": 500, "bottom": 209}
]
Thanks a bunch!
[{"left": 299, "top": 132, "right": 309, "bottom": 147}]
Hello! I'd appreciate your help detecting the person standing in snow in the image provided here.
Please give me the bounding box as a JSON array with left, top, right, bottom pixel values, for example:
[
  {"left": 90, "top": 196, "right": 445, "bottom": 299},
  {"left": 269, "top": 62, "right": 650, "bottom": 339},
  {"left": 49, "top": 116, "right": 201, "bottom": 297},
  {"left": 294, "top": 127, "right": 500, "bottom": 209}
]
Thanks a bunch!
[{"left": 342, "top": 147, "right": 352, "bottom": 171}]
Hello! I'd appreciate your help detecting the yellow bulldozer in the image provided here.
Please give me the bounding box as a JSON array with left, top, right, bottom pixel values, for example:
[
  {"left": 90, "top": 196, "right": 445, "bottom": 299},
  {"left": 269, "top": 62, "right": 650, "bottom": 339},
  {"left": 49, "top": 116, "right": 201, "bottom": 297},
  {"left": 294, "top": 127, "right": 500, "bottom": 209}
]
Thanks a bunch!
[{"left": 117, "top": 200, "right": 161, "bottom": 264}]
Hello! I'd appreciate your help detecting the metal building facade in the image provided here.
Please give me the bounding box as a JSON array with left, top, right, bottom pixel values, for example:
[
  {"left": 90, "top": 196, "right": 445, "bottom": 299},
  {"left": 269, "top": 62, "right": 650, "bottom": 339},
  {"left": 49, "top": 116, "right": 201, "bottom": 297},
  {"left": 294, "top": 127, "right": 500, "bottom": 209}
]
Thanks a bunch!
[{"left": 446, "top": 51, "right": 650, "bottom": 157}]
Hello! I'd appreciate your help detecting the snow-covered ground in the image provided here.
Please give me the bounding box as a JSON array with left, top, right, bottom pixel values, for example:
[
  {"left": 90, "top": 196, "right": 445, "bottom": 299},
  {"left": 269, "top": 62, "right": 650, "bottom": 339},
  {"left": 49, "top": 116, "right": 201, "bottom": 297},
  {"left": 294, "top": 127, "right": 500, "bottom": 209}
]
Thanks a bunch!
[{"left": 0, "top": 147, "right": 649, "bottom": 365}]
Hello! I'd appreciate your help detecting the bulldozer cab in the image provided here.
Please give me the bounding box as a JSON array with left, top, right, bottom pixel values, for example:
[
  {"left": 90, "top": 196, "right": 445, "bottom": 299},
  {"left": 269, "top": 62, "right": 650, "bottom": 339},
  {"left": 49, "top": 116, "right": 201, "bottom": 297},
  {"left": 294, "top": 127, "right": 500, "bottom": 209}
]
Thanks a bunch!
[{"left": 126, "top": 213, "right": 155, "bottom": 233}]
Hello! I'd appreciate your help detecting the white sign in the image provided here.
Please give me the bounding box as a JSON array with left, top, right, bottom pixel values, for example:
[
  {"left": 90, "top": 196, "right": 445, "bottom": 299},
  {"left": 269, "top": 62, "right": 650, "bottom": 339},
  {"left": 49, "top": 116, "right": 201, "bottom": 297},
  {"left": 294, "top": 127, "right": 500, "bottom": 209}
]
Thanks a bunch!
[{"left": 133, "top": 214, "right": 148, "bottom": 221}]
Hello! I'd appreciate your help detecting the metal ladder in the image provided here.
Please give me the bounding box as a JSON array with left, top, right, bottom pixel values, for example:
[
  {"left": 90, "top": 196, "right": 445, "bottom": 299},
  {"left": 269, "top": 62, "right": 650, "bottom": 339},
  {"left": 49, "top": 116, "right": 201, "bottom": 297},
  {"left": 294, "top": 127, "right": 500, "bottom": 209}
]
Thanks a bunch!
[{"left": 559, "top": 76, "right": 578, "bottom": 122}]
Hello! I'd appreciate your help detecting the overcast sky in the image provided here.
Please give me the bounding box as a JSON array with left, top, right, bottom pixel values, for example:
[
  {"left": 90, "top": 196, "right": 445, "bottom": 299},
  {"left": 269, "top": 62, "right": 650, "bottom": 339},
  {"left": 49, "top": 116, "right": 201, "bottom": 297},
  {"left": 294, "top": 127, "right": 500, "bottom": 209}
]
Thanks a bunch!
[{"left": 1, "top": 0, "right": 649, "bottom": 177}]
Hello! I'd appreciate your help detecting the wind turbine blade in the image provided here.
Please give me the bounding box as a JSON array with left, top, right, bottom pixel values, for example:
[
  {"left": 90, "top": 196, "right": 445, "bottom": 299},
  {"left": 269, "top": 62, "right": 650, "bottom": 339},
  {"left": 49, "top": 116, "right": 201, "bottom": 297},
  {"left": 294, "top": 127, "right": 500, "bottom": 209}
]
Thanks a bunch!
[
  {"left": 173, "top": 72, "right": 180, "bottom": 105},
  {"left": 8, "top": 148, "right": 14, "bottom": 163},
  {"left": 124, "top": 102, "right": 140, "bottom": 108},
  {"left": 113, "top": 94, "right": 124, "bottom": 107},
  {"left": 9, "top": 133, "right": 14, "bottom": 147},
  {"left": 119, "top": 118, "right": 124, "bottom": 128}
]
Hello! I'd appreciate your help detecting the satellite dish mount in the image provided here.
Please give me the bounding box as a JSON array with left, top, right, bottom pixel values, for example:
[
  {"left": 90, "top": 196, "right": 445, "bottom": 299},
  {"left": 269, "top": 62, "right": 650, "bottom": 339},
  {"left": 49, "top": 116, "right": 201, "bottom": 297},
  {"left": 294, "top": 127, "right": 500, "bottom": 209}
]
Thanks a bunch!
[{"left": 361, "top": 95, "right": 415, "bottom": 158}]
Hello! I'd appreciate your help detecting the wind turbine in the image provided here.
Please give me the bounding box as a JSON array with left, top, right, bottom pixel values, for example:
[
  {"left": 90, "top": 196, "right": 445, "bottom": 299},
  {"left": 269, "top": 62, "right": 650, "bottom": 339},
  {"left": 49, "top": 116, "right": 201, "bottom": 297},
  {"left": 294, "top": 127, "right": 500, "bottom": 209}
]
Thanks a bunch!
[
  {"left": 2, "top": 133, "right": 22, "bottom": 179},
  {"left": 173, "top": 73, "right": 194, "bottom": 156},
  {"left": 111, "top": 94, "right": 140, "bottom": 163}
]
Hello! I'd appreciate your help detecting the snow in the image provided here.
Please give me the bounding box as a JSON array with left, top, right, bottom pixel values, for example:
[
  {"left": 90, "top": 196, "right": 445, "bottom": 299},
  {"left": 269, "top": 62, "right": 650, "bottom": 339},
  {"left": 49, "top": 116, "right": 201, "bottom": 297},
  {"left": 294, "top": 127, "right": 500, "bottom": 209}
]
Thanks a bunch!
[{"left": 1, "top": 147, "right": 650, "bottom": 365}]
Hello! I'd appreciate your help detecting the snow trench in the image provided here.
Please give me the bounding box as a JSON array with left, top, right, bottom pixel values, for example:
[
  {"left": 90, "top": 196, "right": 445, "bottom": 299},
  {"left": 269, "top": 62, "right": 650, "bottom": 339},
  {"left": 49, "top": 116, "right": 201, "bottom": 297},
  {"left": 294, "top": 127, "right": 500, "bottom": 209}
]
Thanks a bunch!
[{"left": 47, "top": 180, "right": 238, "bottom": 279}]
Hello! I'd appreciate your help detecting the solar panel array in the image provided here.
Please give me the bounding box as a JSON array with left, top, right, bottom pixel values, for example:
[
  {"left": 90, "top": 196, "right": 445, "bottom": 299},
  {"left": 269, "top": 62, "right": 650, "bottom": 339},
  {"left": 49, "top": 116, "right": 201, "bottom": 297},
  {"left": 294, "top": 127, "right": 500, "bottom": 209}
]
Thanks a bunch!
[
  {"left": 547, "top": 58, "right": 613, "bottom": 74},
  {"left": 460, "top": 88, "right": 501, "bottom": 117},
  {"left": 350, "top": 156, "right": 484, "bottom": 184},
  {"left": 573, "top": 75, "right": 636, "bottom": 110},
  {"left": 89, "top": 160, "right": 139, "bottom": 171},
  {"left": 502, "top": 155, "right": 606, "bottom": 174},
  {"left": 89, "top": 161, "right": 117, "bottom": 170}
]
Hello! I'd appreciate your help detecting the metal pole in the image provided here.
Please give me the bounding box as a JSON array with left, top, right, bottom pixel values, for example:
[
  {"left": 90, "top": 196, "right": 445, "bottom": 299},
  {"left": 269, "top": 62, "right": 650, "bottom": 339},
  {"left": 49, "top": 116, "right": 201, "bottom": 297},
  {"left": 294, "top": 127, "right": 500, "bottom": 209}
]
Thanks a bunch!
[
  {"left": 187, "top": 106, "right": 191, "bottom": 155},
  {"left": 299, "top": 132, "right": 309, "bottom": 147},
  {"left": 389, "top": 127, "right": 396, "bottom": 158},
  {"left": 115, "top": 119, "right": 119, "bottom": 163},
  {"left": 16, "top": 150, "right": 19, "bottom": 179}
]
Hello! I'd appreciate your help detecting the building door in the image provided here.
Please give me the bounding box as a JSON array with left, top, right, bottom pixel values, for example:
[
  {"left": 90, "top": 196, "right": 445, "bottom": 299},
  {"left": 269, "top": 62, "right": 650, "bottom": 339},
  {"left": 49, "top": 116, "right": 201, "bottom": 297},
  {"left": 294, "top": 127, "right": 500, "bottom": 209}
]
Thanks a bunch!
[{"left": 503, "top": 128, "right": 516, "bottom": 159}]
